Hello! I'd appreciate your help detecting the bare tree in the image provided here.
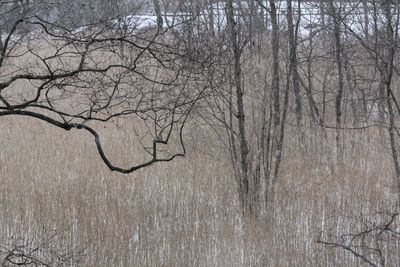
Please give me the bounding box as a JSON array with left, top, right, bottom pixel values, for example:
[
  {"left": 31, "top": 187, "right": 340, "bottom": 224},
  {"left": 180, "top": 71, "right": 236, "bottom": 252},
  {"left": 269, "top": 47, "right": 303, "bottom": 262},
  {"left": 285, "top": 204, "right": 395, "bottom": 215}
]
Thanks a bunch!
[
  {"left": 152, "top": 0, "right": 164, "bottom": 30},
  {"left": 226, "top": 0, "right": 250, "bottom": 212},
  {"left": 331, "top": 0, "right": 400, "bottom": 195},
  {"left": 0, "top": 1, "right": 209, "bottom": 173},
  {"left": 258, "top": 0, "right": 289, "bottom": 207},
  {"left": 287, "top": 0, "right": 302, "bottom": 128},
  {"left": 381, "top": 0, "right": 400, "bottom": 195},
  {"left": 328, "top": 0, "right": 345, "bottom": 160},
  {"left": 318, "top": 209, "right": 400, "bottom": 267}
]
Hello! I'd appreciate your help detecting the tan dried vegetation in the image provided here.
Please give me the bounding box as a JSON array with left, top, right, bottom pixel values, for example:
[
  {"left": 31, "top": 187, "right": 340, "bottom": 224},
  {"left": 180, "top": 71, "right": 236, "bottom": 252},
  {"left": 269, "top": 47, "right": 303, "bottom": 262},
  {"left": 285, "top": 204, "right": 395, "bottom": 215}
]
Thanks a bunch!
[{"left": 0, "top": 39, "right": 398, "bottom": 266}]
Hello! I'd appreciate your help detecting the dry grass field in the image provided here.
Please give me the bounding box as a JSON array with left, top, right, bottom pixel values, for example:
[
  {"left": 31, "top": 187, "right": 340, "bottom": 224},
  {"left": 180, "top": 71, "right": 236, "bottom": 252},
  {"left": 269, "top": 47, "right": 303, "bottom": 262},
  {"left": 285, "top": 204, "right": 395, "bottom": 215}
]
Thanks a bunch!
[
  {"left": 0, "top": 114, "right": 397, "bottom": 266},
  {"left": 2, "top": 1, "right": 400, "bottom": 266},
  {"left": 1, "top": 23, "right": 399, "bottom": 266}
]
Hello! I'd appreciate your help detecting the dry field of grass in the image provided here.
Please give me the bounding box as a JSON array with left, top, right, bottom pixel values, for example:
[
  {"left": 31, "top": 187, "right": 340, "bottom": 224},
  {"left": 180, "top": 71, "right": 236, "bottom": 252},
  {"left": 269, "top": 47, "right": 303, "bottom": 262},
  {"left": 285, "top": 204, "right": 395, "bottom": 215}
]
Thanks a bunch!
[
  {"left": 0, "top": 113, "right": 398, "bottom": 266},
  {"left": 0, "top": 28, "right": 399, "bottom": 266}
]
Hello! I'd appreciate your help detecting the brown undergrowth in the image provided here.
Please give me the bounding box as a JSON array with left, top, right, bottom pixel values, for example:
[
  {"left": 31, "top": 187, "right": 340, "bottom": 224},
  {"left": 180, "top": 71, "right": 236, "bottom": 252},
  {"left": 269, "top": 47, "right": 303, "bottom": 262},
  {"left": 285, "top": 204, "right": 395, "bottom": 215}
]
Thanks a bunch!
[{"left": 0, "top": 115, "right": 397, "bottom": 266}]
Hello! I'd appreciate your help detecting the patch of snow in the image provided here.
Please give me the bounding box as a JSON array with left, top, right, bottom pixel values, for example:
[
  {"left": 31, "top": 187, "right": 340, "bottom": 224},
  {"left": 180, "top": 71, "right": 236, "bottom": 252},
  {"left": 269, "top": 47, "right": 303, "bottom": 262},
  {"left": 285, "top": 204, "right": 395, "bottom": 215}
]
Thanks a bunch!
[
  {"left": 113, "top": 14, "right": 184, "bottom": 31},
  {"left": 72, "top": 26, "right": 88, "bottom": 34}
]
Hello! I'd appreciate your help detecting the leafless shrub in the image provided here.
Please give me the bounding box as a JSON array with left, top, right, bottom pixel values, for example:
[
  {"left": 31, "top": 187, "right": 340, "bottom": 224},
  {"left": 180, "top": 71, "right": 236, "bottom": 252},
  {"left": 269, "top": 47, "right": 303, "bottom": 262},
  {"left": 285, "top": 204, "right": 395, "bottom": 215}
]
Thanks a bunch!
[
  {"left": 318, "top": 208, "right": 400, "bottom": 267},
  {"left": 0, "top": 1, "right": 213, "bottom": 174},
  {"left": 0, "top": 225, "right": 85, "bottom": 266}
]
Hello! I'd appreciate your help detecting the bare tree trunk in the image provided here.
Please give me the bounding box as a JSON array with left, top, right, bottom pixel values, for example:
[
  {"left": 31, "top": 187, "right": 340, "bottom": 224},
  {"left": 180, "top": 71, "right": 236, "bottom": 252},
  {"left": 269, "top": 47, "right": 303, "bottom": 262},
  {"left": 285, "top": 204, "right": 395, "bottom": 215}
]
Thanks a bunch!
[
  {"left": 302, "top": 40, "right": 321, "bottom": 125},
  {"left": 320, "top": 0, "right": 327, "bottom": 40},
  {"left": 329, "top": 0, "right": 345, "bottom": 161},
  {"left": 382, "top": 1, "right": 400, "bottom": 196},
  {"left": 227, "top": 0, "right": 250, "bottom": 212},
  {"left": 207, "top": 0, "right": 215, "bottom": 37},
  {"left": 387, "top": 86, "right": 400, "bottom": 195},
  {"left": 152, "top": 0, "right": 163, "bottom": 30},
  {"left": 287, "top": 0, "right": 302, "bottom": 127},
  {"left": 362, "top": 0, "right": 370, "bottom": 39},
  {"left": 270, "top": 0, "right": 280, "bottom": 130},
  {"left": 228, "top": 83, "right": 240, "bottom": 181},
  {"left": 0, "top": 26, "right": 3, "bottom": 52},
  {"left": 270, "top": 63, "right": 290, "bottom": 205},
  {"left": 266, "top": 0, "right": 281, "bottom": 206},
  {"left": 378, "top": 73, "right": 386, "bottom": 122},
  {"left": 343, "top": 53, "right": 358, "bottom": 126}
]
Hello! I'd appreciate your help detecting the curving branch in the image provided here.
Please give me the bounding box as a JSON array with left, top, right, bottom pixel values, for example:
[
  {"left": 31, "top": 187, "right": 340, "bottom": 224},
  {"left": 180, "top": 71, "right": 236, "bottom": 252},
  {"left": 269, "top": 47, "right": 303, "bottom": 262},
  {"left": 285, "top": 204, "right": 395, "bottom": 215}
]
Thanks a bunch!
[
  {"left": 0, "top": 109, "right": 187, "bottom": 173},
  {"left": 0, "top": 1, "right": 212, "bottom": 175},
  {"left": 318, "top": 211, "right": 400, "bottom": 267}
]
